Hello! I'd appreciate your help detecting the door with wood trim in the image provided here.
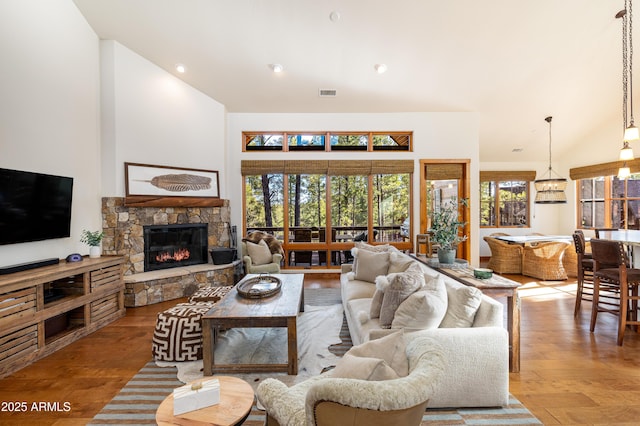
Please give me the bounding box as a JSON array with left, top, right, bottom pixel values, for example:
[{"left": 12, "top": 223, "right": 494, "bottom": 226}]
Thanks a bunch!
[{"left": 419, "top": 160, "right": 471, "bottom": 261}]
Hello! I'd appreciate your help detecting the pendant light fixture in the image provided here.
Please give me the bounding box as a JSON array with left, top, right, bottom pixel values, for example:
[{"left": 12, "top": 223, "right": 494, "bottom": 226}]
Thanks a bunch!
[
  {"left": 618, "top": 1, "right": 638, "bottom": 177},
  {"left": 534, "top": 116, "right": 568, "bottom": 204}
]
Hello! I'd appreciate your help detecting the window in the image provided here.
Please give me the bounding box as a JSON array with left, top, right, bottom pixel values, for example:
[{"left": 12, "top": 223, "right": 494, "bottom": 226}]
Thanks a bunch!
[
  {"left": 243, "top": 131, "right": 412, "bottom": 152},
  {"left": 578, "top": 177, "right": 605, "bottom": 228},
  {"left": 578, "top": 174, "right": 640, "bottom": 230},
  {"left": 241, "top": 160, "right": 413, "bottom": 268},
  {"left": 479, "top": 171, "right": 534, "bottom": 227}
]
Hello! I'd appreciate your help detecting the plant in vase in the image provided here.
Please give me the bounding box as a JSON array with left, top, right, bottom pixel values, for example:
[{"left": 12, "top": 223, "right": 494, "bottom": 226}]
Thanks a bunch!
[
  {"left": 81, "top": 229, "right": 104, "bottom": 258},
  {"left": 430, "top": 197, "right": 468, "bottom": 264}
]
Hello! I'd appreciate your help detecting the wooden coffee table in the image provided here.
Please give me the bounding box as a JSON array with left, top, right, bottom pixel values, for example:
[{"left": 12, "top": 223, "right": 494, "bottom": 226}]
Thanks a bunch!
[
  {"left": 201, "top": 273, "right": 304, "bottom": 376},
  {"left": 155, "top": 376, "right": 254, "bottom": 425}
]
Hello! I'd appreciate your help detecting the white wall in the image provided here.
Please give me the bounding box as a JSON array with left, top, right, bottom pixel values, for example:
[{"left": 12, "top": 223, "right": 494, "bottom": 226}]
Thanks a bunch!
[
  {"left": 0, "top": 0, "right": 101, "bottom": 267},
  {"left": 100, "top": 41, "right": 228, "bottom": 197},
  {"left": 226, "top": 112, "right": 482, "bottom": 264}
]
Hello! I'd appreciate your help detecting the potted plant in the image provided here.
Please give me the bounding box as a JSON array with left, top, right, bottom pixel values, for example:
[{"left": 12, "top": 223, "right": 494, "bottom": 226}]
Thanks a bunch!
[
  {"left": 81, "top": 229, "right": 104, "bottom": 258},
  {"left": 430, "top": 197, "right": 468, "bottom": 264}
]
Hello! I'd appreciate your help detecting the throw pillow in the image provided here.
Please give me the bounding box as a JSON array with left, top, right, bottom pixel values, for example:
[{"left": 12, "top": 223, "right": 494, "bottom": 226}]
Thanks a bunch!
[
  {"left": 379, "top": 263, "right": 425, "bottom": 328},
  {"left": 387, "top": 251, "right": 415, "bottom": 274},
  {"left": 330, "top": 353, "right": 400, "bottom": 381},
  {"left": 369, "top": 288, "right": 384, "bottom": 319},
  {"left": 392, "top": 274, "right": 448, "bottom": 330},
  {"left": 439, "top": 285, "right": 483, "bottom": 328},
  {"left": 245, "top": 239, "right": 272, "bottom": 265},
  {"left": 353, "top": 249, "right": 390, "bottom": 283},
  {"left": 346, "top": 329, "right": 409, "bottom": 377},
  {"left": 354, "top": 242, "right": 395, "bottom": 253}
]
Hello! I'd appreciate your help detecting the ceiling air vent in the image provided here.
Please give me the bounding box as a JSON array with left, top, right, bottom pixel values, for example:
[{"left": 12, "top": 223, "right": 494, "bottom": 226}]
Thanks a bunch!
[{"left": 319, "top": 89, "right": 337, "bottom": 97}]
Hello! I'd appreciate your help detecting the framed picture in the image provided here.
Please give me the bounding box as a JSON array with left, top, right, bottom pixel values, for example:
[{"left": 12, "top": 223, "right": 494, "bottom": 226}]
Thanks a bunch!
[{"left": 125, "top": 162, "right": 219, "bottom": 198}]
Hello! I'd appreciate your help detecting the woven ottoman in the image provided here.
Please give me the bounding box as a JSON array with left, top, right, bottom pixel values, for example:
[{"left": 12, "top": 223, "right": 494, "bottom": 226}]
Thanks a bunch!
[
  {"left": 152, "top": 302, "right": 215, "bottom": 362},
  {"left": 189, "top": 285, "right": 233, "bottom": 304}
]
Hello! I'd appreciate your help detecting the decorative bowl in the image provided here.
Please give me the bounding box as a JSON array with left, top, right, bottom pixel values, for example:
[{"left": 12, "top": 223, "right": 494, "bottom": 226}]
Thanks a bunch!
[{"left": 473, "top": 268, "right": 493, "bottom": 279}]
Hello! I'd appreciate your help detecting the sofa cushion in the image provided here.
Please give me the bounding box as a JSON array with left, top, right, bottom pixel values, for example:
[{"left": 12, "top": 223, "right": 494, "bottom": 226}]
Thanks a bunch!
[
  {"left": 353, "top": 249, "right": 390, "bottom": 283},
  {"left": 342, "top": 277, "right": 377, "bottom": 303},
  {"left": 245, "top": 239, "right": 272, "bottom": 265},
  {"left": 440, "top": 285, "right": 483, "bottom": 328},
  {"left": 346, "top": 329, "right": 408, "bottom": 377},
  {"left": 379, "top": 263, "right": 425, "bottom": 328},
  {"left": 392, "top": 274, "right": 448, "bottom": 330},
  {"left": 330, "top": 353, "right": 400, "bottom": 381}
]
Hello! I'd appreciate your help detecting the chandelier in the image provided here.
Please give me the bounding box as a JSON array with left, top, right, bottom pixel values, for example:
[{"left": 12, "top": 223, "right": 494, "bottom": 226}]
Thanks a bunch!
[
  {"left": 618, "top": 0, "right": 638, "bottom": 179},
  {"left": 534, "top": 116, "right": 567, "bottom": 204}
]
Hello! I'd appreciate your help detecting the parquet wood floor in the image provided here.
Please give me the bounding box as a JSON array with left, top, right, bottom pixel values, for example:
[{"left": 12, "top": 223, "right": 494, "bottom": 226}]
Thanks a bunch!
[{"left": 0, "top": 272, "right": 638, "bottom": 425}]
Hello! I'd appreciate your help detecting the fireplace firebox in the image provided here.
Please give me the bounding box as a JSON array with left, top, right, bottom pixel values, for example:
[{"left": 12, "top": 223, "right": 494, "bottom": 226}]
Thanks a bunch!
[{"left": 143, "top": 224, "right": 208, "bottom": 272}]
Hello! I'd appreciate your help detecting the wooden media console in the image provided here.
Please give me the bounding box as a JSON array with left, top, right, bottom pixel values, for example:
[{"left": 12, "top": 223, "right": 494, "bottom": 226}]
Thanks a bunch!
[{"left": 0, "top": 256, "right": 125, "bottom": 378}]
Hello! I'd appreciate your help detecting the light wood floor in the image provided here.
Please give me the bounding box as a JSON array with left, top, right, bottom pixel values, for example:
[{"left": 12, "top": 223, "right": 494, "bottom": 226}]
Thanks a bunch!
[{"left": 1, "top": 272, "right": 639, "bottom": 425}]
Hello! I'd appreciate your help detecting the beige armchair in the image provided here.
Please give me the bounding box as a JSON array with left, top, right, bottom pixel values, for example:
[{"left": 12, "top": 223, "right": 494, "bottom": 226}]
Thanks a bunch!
[
  {"left": 484, "top": 236, "right": 523, "bottom": 274},
  {"left": 241, "top": 231, "right": 283, "bottom": 274},
  {"left": 256, "top": 336, "right": 445, "bottom": 426}
]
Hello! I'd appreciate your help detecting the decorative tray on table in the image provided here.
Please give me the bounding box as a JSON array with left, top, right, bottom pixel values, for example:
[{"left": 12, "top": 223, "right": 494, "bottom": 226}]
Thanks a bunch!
[{"left": 237, "top": 275, "right": 282, "bottom": 299}]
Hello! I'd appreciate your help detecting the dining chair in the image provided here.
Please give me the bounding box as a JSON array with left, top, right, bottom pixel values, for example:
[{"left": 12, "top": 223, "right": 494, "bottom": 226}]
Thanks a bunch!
[
  {"left": 572, "top": 230, "right": 594, "bottom": 316},
  {"left": 594, "top": 228, "right": 618, "bottom": 238},
  {"left": 589, "top": 238, "right": 640, "bottom": 345},
  {"left": 522, "top": 241, "right": 570, "bottom": 280},
  {"left": 483, "top": 235, "right": 523, "bottom": 274},
  {"left": 290, "top": 228, "right": 312, "bottom": 265}
]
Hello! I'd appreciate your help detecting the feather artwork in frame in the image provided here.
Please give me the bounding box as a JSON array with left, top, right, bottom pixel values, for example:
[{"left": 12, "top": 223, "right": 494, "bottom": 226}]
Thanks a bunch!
[
  {"left": 125, "top": 163, "right": 219, "bottom": 198},
  {"left": 149, "top": 174, "right": 211, "bottom": 192}
]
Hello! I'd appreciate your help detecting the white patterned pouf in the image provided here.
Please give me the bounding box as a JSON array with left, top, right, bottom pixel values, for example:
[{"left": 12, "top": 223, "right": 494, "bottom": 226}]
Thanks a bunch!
[
  {"left": 151, "top": 302, "right": 215, "bottom": 362},
  {"left": 188, "top": 285, "right": 233, "bottom": 304}
]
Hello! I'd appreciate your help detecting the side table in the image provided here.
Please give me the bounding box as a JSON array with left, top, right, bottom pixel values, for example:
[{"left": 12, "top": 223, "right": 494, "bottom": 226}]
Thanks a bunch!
[{"left": 156, "top": 376, "right": 254, "bottom": 425}]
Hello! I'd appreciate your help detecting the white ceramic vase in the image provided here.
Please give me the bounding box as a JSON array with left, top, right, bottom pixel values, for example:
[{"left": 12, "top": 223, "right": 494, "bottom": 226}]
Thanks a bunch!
[{"left": 89, "top": 245, "right": 101, "bottom": 258}]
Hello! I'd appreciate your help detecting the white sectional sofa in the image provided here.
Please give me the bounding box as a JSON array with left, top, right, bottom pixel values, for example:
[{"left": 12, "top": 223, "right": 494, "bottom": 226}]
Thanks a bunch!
[{"left": 340, "top": 244, "right": 509, "bottom": 408}]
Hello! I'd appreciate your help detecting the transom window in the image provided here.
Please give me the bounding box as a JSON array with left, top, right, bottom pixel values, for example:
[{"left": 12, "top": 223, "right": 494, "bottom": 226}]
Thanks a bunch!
[{"left": 243, "top": 132, "right": 412, "bottom": 152}]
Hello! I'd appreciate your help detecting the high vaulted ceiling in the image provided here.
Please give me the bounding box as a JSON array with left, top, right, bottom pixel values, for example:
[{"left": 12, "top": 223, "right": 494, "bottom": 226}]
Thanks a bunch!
[{"left": 73, "top": 0, "right": 630, "bottom": 162}]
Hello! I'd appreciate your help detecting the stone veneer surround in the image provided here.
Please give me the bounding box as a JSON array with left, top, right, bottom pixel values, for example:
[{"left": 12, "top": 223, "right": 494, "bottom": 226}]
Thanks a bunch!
[{"left": 101, "top": 197, "right": 237, "bottom": 307}]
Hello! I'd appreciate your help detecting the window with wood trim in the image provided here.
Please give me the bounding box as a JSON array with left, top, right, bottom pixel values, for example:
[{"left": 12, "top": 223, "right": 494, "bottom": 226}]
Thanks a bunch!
[
  {"left": 243, "top": 132, "right": 412, "bottom": 152},
  {"left": 577, "top": 175, "right": 640, "bottom": 230},
  {"left": 479, "top": 171, "right": 534, "bottom": 227},
  {"left": 242, "top": 160, "right": 413, "bottom": 268}
]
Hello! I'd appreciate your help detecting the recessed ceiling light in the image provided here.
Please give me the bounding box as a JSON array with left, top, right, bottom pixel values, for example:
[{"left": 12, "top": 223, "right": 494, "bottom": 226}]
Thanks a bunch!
[
  {"left": 374, "top": 64, "right": 388, "bottom": 74},
  {"left": 329, "top": 11, "right": 341, "bottom": 22},
  {"left": 512, "top": 148, "right": 524, "bottom": 153},
  {"left": 271, "top": 64, "right": 284, "bottom": 73},
  {"left": 175, "top": 63, "right": 186, "bottom": 73}
]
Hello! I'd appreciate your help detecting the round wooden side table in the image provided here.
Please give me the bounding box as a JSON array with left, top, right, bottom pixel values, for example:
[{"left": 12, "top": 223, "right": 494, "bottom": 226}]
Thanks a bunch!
[{"left": 156, "top": 376, "right": 254, "bottom": 426}]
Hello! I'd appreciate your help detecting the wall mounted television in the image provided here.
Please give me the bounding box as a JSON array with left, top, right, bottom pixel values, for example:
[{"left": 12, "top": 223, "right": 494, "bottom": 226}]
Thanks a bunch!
[{"left": 0, "top": 168, "right": 74, "bottom": 246}]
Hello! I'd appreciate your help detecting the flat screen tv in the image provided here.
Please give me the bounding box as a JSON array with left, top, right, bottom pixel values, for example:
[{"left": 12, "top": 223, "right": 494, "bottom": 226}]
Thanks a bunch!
[{"left": 0, "top": 168, "right": 73, "bottom": 246}]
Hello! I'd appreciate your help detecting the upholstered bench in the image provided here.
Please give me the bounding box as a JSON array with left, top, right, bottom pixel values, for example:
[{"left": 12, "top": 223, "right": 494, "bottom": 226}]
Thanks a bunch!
[{"left": 151, "top": 302, "right": 216, "bottom": 362}]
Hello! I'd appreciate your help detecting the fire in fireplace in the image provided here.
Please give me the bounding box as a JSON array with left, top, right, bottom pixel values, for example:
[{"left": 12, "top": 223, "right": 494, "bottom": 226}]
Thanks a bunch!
[{"left": 143, "top": 224, "right": 208, "bottom": 272}]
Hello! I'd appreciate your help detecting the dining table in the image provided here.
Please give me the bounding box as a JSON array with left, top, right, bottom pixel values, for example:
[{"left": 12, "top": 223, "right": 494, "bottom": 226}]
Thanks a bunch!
[{"left": 493, "top": 234, "right": 573, "bottom": 245}]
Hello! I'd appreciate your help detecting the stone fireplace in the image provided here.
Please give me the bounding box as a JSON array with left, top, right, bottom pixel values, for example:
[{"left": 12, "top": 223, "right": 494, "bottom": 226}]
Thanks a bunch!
[{"left": 101, "top": 197, "right": 239, "bottom": 307}]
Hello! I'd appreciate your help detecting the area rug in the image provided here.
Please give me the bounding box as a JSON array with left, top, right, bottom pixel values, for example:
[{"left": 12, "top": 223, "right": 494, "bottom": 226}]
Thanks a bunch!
[
  {"left": 90, "top": 288, "right": 542, "bottom": 425},
  {"left": 156, "top": 302, "right": 344, "bottom": 386}
]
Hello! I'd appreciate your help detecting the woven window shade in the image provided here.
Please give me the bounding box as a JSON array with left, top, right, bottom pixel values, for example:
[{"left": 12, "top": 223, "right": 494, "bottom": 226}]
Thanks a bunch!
[
  {"left": 327, "top": 161, "right": 372, "bottom": 175},
  {"left": 425, "top": 163, "right": 463, "bottom": 180},
  {"left": 570, "top": 159, "right": 640, "bottom": 180},
  {"left": 370, "top": 160, "right": 414, "bottom": 174},
  {"left": 284, "top": 160, "right": 329, "bottom": 175},
  {"left": 480, "top": 171, "right": 536, "bottom": 182},
  {"left": 241, "top": 160, "right": 285, "bottom": 175}
]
